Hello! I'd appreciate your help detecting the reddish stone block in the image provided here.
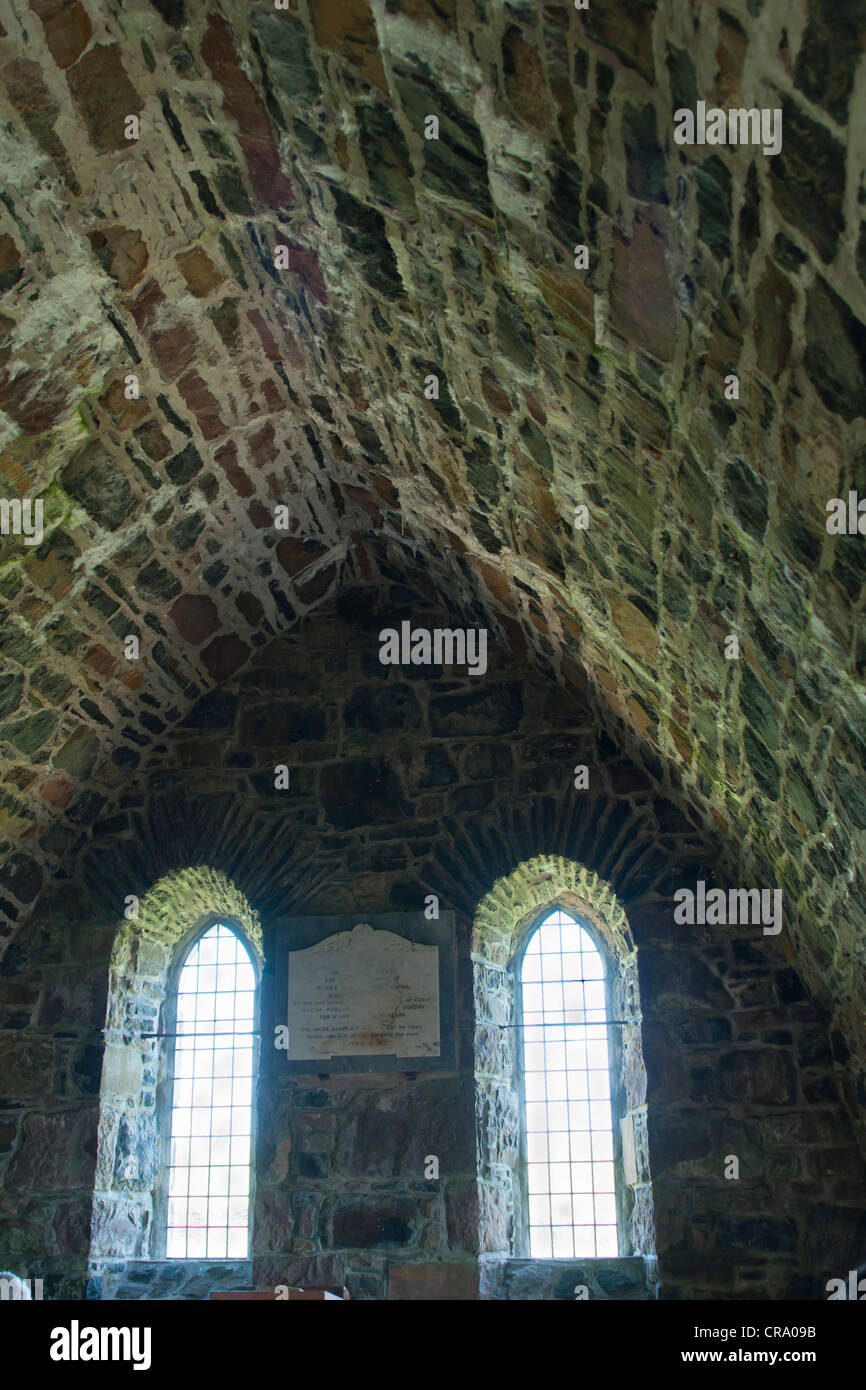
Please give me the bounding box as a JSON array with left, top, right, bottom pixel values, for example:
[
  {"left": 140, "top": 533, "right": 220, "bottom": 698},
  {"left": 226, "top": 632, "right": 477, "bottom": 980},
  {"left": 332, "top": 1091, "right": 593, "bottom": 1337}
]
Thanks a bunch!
[
  {"left": 532, "top": 264, "right": 594, "bottom": 348},
  {"left": 388, "top": 1260, "right": 478, "bottom": 1300},
  {"left": 609, "top": 214, "right": 677, "bottom": 362},
  {"left": 65, "top": 44, "right": 140, "bottom": 154},
  {"left": 98, "top": 378, "right": 149, "bottom": 429},
  {"left": 235, "top": 591, "right": 264, "bottom": 626},
  {"left": 31, "top": 0, "right": 92, "bottom": 69},
  {"left": 85, "top": 644, "right": 117, "bottom": 682},
  {"left": 331, "top": 1196, "right": 416, "bottom": 1248},
  {"left": 201, "top": 633, "right": 251, "bottom": 682},
  {"left": 276, "top": 536, "right": 328, "bottom": 578},
  {"left": 170, "top": 594, "right": 220, "bottom": 645},
  {"left": 248, "top": 421, "right": 277, "bottom": 471},
  {"left": 41, "top": 777, "right": 74, "bottom": 808},
  {"left": 201, "top": 13, "right": 293, "bottom": 210},
  {"left": 5, "top": 1108, "right": 97, "bottom": 1191},
  {"left": 215, "top": 439, "right": 254, "bottom": 498},
  {"left": 0, "top": 367, "right": 69, "bottom": 434},
  {"left": 177, "top": 370, "right": 226, "bottom": 439},
  {"left": 176, "top": 246, "right": 223, "bottom": 298},
  {"left": 89, "top": 226, "right": 148, "bottom": 290},
  {"left": 128, "top": 279, "right": 165, "bottom": 331},
  {"left": 295, "top": 563, "right": 336, "bottom": 604},
  {"left": 345, "top": 485, "right": 381, "bottom": 522},
  {"left": 149, "top": 321, "right": 198, "bottom": 380},
  {"left": 247, "top": 309, "right": 281, "bottom": 360},
  {"left": 284, "top": 243, "right": 328, "bottom": 305},
  {"left": 25, "top": 537, "right": 77, "bottom": 599}
]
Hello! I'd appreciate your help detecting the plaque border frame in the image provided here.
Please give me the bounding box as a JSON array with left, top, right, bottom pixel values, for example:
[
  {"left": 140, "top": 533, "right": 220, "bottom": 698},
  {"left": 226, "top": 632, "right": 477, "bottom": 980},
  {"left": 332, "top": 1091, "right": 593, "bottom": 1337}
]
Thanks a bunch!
[{"left": 261, "top": 910, "right": 456, "bottom": 1074}]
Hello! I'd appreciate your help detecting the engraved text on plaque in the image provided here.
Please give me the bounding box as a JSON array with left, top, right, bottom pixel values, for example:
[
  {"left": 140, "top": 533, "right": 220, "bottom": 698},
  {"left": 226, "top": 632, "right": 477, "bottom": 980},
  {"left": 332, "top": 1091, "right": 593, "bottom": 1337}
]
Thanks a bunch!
[{"left": 286, "top": 922, "right": 440, "bottom": 1060}]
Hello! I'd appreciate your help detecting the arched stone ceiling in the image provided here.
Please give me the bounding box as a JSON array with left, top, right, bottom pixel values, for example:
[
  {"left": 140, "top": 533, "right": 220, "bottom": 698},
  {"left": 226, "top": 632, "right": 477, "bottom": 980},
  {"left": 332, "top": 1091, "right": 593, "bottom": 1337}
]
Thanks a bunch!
[{"left": 0, "top": 1, "right": 865, "bottom": 1106}]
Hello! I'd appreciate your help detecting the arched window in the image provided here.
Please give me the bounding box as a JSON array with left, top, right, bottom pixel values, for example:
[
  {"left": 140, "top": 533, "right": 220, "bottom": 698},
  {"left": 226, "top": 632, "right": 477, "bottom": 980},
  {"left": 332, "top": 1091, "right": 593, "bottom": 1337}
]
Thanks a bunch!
[
  {"left": 519, "top": 908, "right": 617, "bottom": 1258},
  {"left": 162, "top": 922, "right": 257, "bottom": 1259},
  {"left": 90, "top": 868, "right": 263, "bottom": 1285},
  {"left": 472, "top": 857, "right": 656, "bottom": 1287}
]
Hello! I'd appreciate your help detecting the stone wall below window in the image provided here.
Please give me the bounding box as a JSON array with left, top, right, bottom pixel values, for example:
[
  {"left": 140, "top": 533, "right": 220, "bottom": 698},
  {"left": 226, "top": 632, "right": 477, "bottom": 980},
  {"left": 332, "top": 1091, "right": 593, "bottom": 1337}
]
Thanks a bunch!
[
  {"left": 87, "top": 1258, "right": 253, "bottom": 1301},
  {"left": 480, "top": 1255, "right": 652, "bottom": 1301}
]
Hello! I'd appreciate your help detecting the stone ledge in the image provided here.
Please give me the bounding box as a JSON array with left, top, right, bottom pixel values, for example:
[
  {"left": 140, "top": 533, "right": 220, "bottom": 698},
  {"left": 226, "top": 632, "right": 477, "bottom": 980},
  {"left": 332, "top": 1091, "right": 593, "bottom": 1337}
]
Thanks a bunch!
[
  {"left": 479, "top": 1254, "right": 653, "bottom": 1301},
  {"left": 87, "top": 1258, "right": 253, "bottom": 1301}
]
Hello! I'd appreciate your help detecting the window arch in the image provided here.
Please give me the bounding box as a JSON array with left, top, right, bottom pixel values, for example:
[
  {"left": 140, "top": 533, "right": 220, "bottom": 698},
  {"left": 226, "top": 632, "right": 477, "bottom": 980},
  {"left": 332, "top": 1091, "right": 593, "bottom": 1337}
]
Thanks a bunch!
[
  {"left": 472, "top": 856, "right": 656, "bottom": 1278},
  {"left": 519, "top": 907, "right": 617, "bottom": 1258},
  {"left": 89, "top": 867, "right": 262, "bottom": 1271},
  {"left": 162, "top": 922, "right": 258, "bottom": 1259}
]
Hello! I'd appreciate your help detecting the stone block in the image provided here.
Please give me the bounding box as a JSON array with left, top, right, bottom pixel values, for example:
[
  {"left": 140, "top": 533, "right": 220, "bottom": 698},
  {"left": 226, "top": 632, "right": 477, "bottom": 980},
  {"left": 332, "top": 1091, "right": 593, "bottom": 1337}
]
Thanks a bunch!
[
  {"left": 310, "top": 0, "right": 386, "bottom": 91},
  {"left": 0, "top": 1037, "right": 54, "bottom": 1097},
  {"left": 325, "top": 1196, "right": 418, "bottom": 1249},
  {"left": 87, "top": 1192, "right": 150, "bottom": 1261},
  {"left": 319, "top": 758, "right": 409, "bottom": 830},
  {"left": 252, "top": 1254, "right": 345, "bottom": 1290},
  {"left": 610, "top": 215, "right": 676, "bottom": 362},
  {"left": 718, "top": 1050, "right": 796, "bottom": 1106},
  {"left": 66, "top": 44, "right": 141, "bottom": 153},
  {"left": 37, "top": 969, "right": 107, "bottom": 1032},
  {"left": 480, "top": 1255, "right": 648, "bottom": 1301},
  {"left": 388, "top": 1259, "right": 478, "bottom": 1300},
  {"left": 255, "top": 1188, "right": 295, "bottom": 1252},
  {"left": 639, "top": 950, "right": 733, "bottom": 1012},
  {"left": 647, "top": 1110, "right": 713, "bottom": 1175},
  {"left": 334, "top": 1076, "right": 474, "bottom": 1178},
  {"left": 33, "top": 0, "right": 93, "bottom": 69},
  {"left": 804, "top": 1204, "right": 866, "bottom": 1266},
  {"left": 429, "top": 683, "right": 523, "bottom": 737},
  {"left": 444, "top": 1179, "right": 479, "bottom": 1253}
]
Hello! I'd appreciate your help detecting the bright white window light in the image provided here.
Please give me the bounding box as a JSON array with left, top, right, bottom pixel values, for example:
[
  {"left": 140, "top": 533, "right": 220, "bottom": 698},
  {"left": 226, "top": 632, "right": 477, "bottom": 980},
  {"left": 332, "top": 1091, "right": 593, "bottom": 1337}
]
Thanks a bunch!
[
  {"left": 520, "top": 909, "right": 618, "bottom": 1259},
  {"left": 166, "top": 923, "right": 256, "bottom": 1259}
]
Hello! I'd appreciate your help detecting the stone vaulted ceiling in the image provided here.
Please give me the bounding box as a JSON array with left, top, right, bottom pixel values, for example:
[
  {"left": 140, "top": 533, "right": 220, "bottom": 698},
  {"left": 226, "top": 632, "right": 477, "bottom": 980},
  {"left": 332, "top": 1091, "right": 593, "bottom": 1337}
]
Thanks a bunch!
[{"left": 0, "top": 1, "right": 866, "bottom": 1109}]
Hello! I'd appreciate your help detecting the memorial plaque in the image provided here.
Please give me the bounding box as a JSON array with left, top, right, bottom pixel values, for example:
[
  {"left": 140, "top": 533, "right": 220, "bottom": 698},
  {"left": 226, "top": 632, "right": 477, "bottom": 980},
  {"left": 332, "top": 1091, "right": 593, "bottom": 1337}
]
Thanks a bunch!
[{"left": 286, "top": 922, "right": 440, "bottom": 1060}]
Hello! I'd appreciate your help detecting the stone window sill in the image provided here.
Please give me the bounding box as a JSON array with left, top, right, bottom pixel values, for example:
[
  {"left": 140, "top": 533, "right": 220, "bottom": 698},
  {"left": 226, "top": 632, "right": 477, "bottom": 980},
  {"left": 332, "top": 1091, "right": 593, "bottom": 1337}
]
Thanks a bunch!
[{"left": 479, "top": 1253, "right": 652, "bottom": 1300}]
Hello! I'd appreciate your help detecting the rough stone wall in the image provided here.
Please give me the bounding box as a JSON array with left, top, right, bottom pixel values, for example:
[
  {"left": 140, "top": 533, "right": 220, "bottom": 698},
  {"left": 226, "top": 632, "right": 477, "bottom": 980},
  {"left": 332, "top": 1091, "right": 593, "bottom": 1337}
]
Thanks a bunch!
[
  {"left": 630, "top": 895, "right": 866, "bottom": 1300},
  {"left": 1, "top": 597, "right": 864, "bottom": 1299},
  {"left": 0, "top": 0, "right": 864, "bottom": 1150},
  {"left": 88, "top": 1257, "right": 252, "bottom": 1301}
]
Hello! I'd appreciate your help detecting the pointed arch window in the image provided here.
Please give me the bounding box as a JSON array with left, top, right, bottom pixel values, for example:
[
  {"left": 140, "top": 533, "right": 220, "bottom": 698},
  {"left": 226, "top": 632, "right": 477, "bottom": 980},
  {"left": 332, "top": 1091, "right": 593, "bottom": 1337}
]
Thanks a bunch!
[
  {"left": 519, "top": 908, "right": 618, "bottom": 1258},
  {"left": 164, "top": 922, "right": 257, "bottom": 1259}
]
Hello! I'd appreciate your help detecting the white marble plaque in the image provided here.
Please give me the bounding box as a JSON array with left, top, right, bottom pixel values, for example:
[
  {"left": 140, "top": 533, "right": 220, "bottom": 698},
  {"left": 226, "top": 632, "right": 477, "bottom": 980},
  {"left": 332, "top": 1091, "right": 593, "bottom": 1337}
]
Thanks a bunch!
[{"left": 286, "top": 923, "right": 440, "bottom": 1060}]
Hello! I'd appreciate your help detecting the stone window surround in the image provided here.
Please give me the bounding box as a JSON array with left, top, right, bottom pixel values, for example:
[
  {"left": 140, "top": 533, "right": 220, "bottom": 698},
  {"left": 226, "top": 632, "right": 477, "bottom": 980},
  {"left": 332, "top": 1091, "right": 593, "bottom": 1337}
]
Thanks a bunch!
[
  {"left": 90, "top": 866, "right": 263, "bottom": 1269},
  {"left": 472, "top": 856, "right": 656, "bottom": 1274}
]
